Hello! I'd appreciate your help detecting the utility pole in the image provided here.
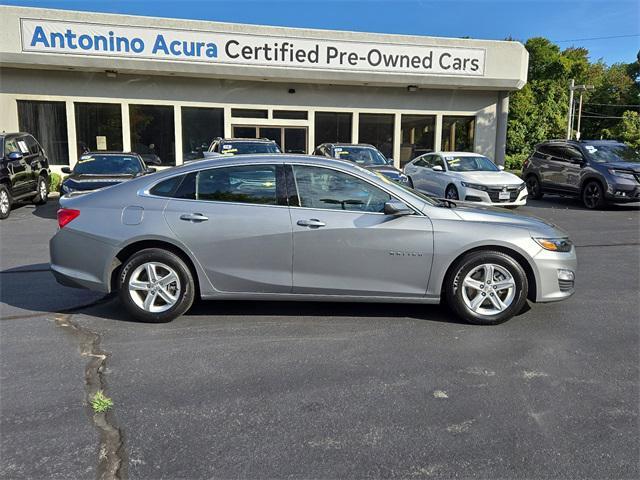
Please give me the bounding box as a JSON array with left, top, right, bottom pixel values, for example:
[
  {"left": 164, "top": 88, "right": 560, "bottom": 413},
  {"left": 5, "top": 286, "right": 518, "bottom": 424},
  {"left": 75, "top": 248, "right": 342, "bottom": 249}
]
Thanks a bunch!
[
  {"left": 567, "top": 81, "right": 594, "bottom": 140},
  {"left": 567, "top": 79, "right": 575, "bottom": 139}
]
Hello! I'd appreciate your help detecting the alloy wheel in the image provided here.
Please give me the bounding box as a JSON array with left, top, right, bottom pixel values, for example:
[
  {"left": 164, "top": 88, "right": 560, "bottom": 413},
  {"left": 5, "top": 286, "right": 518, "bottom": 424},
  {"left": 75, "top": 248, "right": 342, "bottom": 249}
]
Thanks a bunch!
[
  {"left": 460, "top": 263, "right": 516, "bottom": 316},
  {"left": 0, "top": 190, "right": 9, "bottom": 215},
  {"left": 39, "top": 179, "right": 47, "bottom": 200},
  {"left": 128, "top": 262, "right": 181, "bottom": 313},
  {"left": 583, "top": 183, "right": 601, "bottom": 209},
  {"left": 526, "top": 177, "right": 538, "bottom": 196},
  {"left": 445, "top": 186, "right": 459, "bottom": 200}
]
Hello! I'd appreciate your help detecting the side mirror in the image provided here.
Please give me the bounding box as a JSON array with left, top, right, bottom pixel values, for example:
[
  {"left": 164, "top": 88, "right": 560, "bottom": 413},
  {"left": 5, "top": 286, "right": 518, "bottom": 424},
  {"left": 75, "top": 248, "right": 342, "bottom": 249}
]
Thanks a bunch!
[
  {"left": 386, "top": 157, "right": 394, "bottom": 165},
  {"left": 498, "top": 165, "right": 505, "bottom": 171},
  {"left": 146, "top": 167, "right": 157, "bottom": 173},
  {"left": 7, "top": 152, "right": 23, "bottom": 161},
  {"left": 384, "top": 199, "right": 413, "bottom": 216},
  {"left": 61, "top": 166, "right": 72, "bottom": 174},
  {"left": 432, "top": 165, "right": 444, "bottom": 172}
]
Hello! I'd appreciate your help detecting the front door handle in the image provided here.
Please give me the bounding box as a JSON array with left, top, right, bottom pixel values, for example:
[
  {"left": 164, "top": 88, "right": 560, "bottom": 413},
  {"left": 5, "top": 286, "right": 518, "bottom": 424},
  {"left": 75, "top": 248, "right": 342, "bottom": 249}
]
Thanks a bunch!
[
  {"left": 297, "top": 218, "right": 326, "bottom": 228},
  {"left": 180, "top": 213, "right": 209, "bottom": 222}
]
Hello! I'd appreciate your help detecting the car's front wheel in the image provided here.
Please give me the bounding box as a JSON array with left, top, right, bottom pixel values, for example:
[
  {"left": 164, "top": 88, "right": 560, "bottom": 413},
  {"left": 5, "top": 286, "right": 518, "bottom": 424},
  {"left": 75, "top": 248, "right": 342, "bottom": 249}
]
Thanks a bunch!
[
  {"left": 0, "top": 184, "right": 11, "bottom": 220},
  {"left": 445, "top": 250, "right": 529, "bottom": 325},
  {"left": 33, "top": 175, "right": 48, "bottom": 205},
  {"left": 582, "top": 180, "right": 605, "bottom": 209},
  {"left": 118, "top": 248, "right": 195, "bottom": 322},
  {"left": 445, "top": 184, "right": 459, "bottom": 200}
]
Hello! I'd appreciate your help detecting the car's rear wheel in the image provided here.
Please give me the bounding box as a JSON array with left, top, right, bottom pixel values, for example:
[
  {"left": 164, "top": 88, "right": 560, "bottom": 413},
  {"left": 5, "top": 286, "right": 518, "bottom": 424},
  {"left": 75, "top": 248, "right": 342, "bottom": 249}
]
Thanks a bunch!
[
  {"left": 0, "top": 184, "right": 11, "bottom": 220},
  {"left": 582, "top": 180, "right": 605, "bottom": 209},
  {"left": 445, "top": 184, "right": 459, "bottom": 200},
  {"left": 33, "top": 175, "right": 48, "bottom": 205},
  {"left": 119, "top": 248, "right": 195, "bottom": 323},
  {"left": 526, "top": 175, "right": 543, "bottom": 199},
  {"left": 446, "top": 250, "right": 528, "bottom": 325}
]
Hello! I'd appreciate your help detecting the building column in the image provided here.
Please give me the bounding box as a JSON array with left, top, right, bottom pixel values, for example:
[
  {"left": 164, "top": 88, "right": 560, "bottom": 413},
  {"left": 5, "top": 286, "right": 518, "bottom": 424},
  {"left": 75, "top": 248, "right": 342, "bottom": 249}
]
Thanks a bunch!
[
  {"left": 494, "top": 91, "right": 509, "bottom": 165},
  {"left": 223, "top": 106, "right": 232, "bottom": 137},
  {"left": 121, "top": 103, "right": 131, "bottom": 152},
  {"left": 307, "top": 110, "right": 315, "bottom": 154},
  {"left": 174, "top": 105, "right": 183, "bottom": 166},
  {"left": 352, "top": 112, "right": 359, "bottom": 143},
  {"left": 434, "top": 114, "right": 443, "bottom": 152},
  {"left": 65, "top": 100, "right": 78, "bottom": 167},
  {"left": 393, "top": 112, "right": 401, "bottom": 168}
]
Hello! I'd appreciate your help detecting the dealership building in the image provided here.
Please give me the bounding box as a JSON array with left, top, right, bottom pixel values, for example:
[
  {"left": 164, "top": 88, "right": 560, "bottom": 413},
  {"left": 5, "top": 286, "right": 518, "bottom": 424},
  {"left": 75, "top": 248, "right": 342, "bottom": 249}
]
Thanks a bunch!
[{"left": 0, "top": 6, "right": 528, "bottom": 173}]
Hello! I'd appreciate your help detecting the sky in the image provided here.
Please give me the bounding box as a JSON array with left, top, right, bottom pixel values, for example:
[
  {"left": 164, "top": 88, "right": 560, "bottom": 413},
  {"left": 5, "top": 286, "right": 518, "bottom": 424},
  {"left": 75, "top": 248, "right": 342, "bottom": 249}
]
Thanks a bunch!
[{"left": 3, "top": 0, "right": 639, "bottom": 65}]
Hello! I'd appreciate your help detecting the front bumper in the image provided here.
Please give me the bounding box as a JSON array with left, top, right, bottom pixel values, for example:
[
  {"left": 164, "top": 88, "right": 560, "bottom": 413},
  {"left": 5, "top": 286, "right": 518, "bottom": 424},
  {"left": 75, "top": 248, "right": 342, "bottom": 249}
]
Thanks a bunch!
[
  {"left": 532, "top": 247, "right": 578, "bottom": 302},
  {"left": 604, "top": 179, "right": 640, "bottom": 203},
  {"left": 462, "top": 186, "right": 528, "bottom": 207}
]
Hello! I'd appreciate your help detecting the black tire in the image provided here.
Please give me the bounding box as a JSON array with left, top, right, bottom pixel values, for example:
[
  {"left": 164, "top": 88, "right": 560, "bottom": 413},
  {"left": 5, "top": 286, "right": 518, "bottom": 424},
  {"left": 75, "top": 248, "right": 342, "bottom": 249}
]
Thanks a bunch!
[
  {"left": 118, "top": 248, "right": 195, "bottom": 323},
  {"left": 445, "top": 250, "right": 529, "bottom": 325},
  {"left": 582, "top": 180, "right": 605, "bottom": 209},
  {"left": 0, "top": 184, "right": 11, "bottom": 220},
  {"left": 407, "top": 177, "right": 414, "bottom": 189},
  {"left": 33, "top": 175, "right": 48, "bottom": 205},
  {"left": 525, "top": 175, "right": 543, "bottom": 200},
  {"left": 445, "top": 184, "right": 459, "bottom": 200}
]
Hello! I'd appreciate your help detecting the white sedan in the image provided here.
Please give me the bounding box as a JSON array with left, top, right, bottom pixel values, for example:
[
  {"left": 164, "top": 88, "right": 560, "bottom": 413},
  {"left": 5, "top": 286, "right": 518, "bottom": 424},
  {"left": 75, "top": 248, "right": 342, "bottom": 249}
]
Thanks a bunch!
[{"left": 404, "top": 152, "right": 528, "bottom": 207}]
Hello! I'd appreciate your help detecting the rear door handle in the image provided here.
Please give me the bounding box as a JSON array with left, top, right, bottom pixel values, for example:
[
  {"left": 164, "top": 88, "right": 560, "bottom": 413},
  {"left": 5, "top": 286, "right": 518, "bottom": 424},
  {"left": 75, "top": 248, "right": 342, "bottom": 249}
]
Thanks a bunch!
[
  {"left": 180, "top": 213, "right": 209, "bottom": 222},
  {"left": 297, "top": 218, "right": 326, "bottom": 228}
]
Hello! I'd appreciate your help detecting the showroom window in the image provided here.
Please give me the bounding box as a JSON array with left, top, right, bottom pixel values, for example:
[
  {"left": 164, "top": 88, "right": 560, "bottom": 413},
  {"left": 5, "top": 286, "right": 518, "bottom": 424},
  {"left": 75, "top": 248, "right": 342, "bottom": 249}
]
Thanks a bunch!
[
  {"left": 441, "top": 116, "right": 476, "bottom": 152},
  {"left": 75, "top": 103, "right": 123, "bottom": 155},
  {"left": 129, "top": 104, "right": 175, "bottom": 166},
  {"left": 358, "top": 113, "right": 394, "bottom": 158},
  {"left": 17, "top": 100, "right": 69, "bottom": 165},
  {"left": 231, "top": 108, "right": 268, "bottom": 119},
  {"left": 314, "top": 112, "right": 352, "bottom": 146},
  {"left": 273, "top": 110, "right": 308, "bottom": 120},
  {"left": 182, "top": 107, "right": 224, "bottom": 161},
  {"left": 400, "top": 115, "right": 435, "bottom": 167}
]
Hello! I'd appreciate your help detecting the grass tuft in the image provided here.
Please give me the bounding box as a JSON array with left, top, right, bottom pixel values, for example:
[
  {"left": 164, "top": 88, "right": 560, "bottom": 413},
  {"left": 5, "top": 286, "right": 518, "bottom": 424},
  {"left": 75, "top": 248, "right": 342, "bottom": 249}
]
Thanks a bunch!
[{"left": 90, "top": 390, "right": 114, "bottom": 413}]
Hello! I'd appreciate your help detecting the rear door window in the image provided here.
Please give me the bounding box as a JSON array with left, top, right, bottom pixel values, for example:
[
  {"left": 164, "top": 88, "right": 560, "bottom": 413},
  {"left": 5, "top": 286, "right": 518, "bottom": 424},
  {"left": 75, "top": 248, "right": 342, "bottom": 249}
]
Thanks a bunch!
[{"left": 196, "top": 165, "right": 278, "bottom": 205}]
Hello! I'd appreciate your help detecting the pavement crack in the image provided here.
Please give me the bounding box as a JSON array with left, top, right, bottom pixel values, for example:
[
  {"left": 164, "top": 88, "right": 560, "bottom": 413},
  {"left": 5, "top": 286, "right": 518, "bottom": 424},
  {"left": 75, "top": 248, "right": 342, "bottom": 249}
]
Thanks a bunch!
[{"left": 54, "top": 312, "right": 126, "bottom": 480}]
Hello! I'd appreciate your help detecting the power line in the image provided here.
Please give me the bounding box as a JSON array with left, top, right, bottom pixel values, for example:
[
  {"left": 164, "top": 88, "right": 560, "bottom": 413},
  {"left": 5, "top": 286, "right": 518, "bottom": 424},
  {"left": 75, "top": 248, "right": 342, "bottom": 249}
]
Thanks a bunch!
[
  {"left": 553, "top": 33, "right": 640, "bottom": 43},
  {"left": 584, "top": 103, "right": 640, "bottom": 108},
  {"left": 581, "top": 114, "right": 629, "bottom": 119}
]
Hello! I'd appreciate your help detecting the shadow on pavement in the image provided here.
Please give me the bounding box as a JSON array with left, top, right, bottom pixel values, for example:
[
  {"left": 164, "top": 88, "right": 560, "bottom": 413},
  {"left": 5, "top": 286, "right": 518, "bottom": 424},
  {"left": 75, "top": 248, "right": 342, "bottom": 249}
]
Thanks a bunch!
[{"left": 527, "top": 196, "right": 640, "bottom": 211}]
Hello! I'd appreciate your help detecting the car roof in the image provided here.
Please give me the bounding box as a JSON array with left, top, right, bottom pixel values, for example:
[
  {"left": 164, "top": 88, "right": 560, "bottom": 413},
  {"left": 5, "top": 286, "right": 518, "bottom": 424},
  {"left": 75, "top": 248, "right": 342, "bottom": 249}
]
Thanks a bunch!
[
  {"left": 433, "top": 151, "right": 486, "bottom": 157},
  {"left": 0, "top": 132, "right": 30, "bottom": 139},
  {"left": 82, "top": 151, "right": 142, "bottom": 156},
  {"left": 537, "top": 139, "right": 624, "bottom": 147},
  {"left": 322, "top": 143, "right": 376, "bottom": 148},
  {"left": 218, "top": 138, "right": 276, "bottom": 143}
]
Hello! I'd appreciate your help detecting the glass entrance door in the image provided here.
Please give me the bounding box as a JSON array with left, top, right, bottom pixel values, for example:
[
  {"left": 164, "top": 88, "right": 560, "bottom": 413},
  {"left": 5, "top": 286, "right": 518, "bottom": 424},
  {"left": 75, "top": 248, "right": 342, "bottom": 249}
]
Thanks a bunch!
[{"left": 232, "top": 125, "right": 308, "bottom": 154}]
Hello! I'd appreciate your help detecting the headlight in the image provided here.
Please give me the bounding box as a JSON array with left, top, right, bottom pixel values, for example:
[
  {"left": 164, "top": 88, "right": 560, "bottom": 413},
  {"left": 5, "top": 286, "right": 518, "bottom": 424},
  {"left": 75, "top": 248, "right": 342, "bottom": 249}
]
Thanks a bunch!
[
  {"left": 607, "top": 168, "right": 636, "bottom": 180},
  {"left": 533, "top": 237, "right": 573, "bottom": 252},
  {"left": 461, "top": 182, "right": 488, "bottom": 191},
  {"left": 517, "top": 182, "right": 527, "bottom": 191}
]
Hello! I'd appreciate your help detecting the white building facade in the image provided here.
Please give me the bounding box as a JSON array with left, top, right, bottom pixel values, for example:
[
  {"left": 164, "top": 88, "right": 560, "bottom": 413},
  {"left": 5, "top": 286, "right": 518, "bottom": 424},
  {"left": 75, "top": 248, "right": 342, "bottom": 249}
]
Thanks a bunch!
[{"left": 0, "top": 6, "right": 528, "bottom": 173}]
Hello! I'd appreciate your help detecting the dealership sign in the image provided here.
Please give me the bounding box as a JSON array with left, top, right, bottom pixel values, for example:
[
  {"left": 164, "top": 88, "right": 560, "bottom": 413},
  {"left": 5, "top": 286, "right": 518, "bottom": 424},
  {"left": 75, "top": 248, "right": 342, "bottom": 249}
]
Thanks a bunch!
[{"left": 21, "top": 19, "right": 486, "bottom": 76}]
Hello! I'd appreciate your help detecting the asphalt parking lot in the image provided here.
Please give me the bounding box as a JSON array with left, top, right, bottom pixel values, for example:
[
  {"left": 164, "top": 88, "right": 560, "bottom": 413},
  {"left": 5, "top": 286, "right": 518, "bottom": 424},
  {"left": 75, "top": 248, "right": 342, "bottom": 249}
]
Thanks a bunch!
[{"left": 1, "top": 195, "right": 639, "bottom": 479}]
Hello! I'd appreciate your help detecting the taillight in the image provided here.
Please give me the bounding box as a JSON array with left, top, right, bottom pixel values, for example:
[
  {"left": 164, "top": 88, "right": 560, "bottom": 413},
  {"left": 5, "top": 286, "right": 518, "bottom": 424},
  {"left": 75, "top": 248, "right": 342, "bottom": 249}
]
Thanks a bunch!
[
  {"left": 523, "top": 159, "right": 530, "bottom": 169},
  {"left": 57, "top": 208, "right": 80, "bottom": 228}
]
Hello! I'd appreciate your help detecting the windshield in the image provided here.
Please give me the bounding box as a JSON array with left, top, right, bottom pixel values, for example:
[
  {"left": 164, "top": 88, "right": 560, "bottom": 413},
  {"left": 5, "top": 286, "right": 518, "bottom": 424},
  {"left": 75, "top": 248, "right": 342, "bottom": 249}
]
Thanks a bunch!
[
  {"left": 445, "top": 155, "right": 499, "bottom": 172},
  {"left": 583, "top": 144, "right": 640, "bottom": 163},
  {"left": 221, "top": 142, "right": 281, "bottom": 155},
  {"left": 73, "top": 155, "right": 143, "bottom": 175},
  {"left": 334, "top": 146, "right": 388, "bottom": 166}
]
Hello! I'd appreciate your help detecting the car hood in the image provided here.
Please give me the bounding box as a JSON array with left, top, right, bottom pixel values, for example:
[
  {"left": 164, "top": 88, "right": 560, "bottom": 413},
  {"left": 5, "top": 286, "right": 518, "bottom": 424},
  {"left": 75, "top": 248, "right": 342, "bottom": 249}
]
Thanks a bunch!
[
  {"left": 63, "top": 173, "right": 136, "bottom": 191},
  {"left": 601, "top": 161, "right": 640, "bottom": 172},
  {"left": 453, "top": 171, "right": 523, "bottom": 185},
  {"left": 452, "top": 204, "right": 566, "bottom": 237}
]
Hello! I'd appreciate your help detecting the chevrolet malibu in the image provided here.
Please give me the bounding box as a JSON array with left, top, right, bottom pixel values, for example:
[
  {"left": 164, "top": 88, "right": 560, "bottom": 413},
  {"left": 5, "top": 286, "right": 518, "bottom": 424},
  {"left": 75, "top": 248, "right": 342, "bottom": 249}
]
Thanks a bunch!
[{"left": 50, "top": 155, "right": 576, "bottom": 325}]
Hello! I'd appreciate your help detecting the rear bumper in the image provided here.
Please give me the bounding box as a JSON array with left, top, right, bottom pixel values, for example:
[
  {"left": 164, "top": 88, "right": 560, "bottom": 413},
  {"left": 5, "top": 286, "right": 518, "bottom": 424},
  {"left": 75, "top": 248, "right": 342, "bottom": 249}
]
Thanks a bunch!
[{"left": 532, "top": 247, "right": 578, "bottom": 302}]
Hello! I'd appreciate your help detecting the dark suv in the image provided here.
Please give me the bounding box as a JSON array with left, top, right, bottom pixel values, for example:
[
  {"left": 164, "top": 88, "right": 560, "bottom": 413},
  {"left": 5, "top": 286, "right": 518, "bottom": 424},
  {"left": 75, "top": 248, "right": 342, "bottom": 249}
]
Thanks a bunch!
[
  {"left": 523, "top": 140, "right": 640, "bottom": 209},
  {"left": 0, "top": 132, "right": 51, "bottom": 219}
]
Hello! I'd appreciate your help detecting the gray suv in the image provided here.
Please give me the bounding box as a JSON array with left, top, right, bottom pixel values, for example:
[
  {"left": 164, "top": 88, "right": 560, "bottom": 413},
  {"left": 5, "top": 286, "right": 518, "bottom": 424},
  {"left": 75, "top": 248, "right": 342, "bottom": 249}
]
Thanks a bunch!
[{"left": 523, "top": 140, "right": 640, "bottom": 209}]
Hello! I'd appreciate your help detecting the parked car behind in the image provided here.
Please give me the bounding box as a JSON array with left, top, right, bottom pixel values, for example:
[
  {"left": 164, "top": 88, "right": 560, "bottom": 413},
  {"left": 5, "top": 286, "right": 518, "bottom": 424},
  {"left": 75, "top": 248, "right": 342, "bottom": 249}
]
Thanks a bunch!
[
  {"left": 51, "top": 154, "right": 576, "bottom": 326},
  {"left": 404, "top": 152, "right": 527, "bottom": 207},
  {"left": 0, "top": 132, "right": 51, "bottom": 219},
  {"left": 313, "top": 143, "right": 410, "bottom": 185},
  {"left": 523, "top": 139, "right": 640, "bottom": 209},
  {"left": 202, "top": 138, "right": 281, "bottom": 159},
  {"left": 60, "top": 152, "right": 158, "bottom": 195}
]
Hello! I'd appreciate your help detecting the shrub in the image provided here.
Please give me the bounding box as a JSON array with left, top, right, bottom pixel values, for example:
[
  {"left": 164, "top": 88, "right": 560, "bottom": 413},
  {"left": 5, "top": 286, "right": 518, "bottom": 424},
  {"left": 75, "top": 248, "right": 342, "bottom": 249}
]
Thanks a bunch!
[
  {"left": 504, "top": 153, "right": 528, "bottom": 171},
  {"left": 49, "top": 172, "right": 62, "bottom": 193},
  {"left": 90, "top": 390, "right": 114, "bottom": 413}
]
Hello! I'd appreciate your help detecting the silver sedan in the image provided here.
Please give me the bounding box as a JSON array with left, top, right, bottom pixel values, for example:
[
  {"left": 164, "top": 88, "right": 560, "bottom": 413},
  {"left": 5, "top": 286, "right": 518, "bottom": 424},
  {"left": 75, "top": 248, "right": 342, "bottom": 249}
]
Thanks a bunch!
[{"left": 50, "top": 155, "right": 577, "bottom": 325}]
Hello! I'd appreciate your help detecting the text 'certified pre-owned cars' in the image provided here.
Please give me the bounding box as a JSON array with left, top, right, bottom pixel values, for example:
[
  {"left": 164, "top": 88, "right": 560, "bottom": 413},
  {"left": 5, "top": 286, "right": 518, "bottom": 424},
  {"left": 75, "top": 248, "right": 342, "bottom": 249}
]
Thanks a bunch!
[
  {"left": 523, "top": 140, "right": 640, "bottom": 209},
  {"left": 404, "top": 152, "right": 527, "bottom": 207},
  {"left": 314, "top": 143, "right": 411, "bottom": 185},
  {"left": 60, "top": 152, "right": 158, "bottom": 195},
  {"left": 51, "top": 155, "right": 576, "bottom": 326},
  {"left": 1, "top": 132, "right": 51, "bottom": 219}
]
